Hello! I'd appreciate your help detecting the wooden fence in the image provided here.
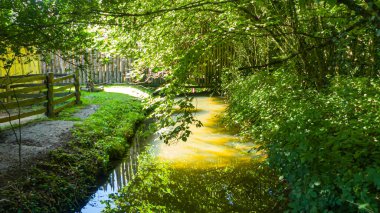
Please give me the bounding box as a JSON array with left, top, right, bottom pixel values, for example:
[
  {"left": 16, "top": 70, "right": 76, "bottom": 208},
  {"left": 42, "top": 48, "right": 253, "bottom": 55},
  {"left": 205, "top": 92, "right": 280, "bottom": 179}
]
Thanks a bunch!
[
  {"left": 39, "top": 50, "right": 221, "bottom": 88},
  {"left": 38, "top": 44, "right": 234, "bottom": 88},
  {"left": 40, "top": 51, "right": 134, "bottom": 85},
  {"left": 0, "top": 72, "right": 80, "bottom": 123}
]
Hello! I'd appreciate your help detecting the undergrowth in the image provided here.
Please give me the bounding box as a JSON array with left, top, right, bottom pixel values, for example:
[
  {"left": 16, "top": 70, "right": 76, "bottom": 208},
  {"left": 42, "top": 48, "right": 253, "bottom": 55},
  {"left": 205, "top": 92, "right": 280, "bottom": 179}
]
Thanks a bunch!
[
  {"left": 0, "top": 87, "right": 147, "bottom": 212},
  {"left": 223, "top": 71, "right": 380, "bottom": 212}
]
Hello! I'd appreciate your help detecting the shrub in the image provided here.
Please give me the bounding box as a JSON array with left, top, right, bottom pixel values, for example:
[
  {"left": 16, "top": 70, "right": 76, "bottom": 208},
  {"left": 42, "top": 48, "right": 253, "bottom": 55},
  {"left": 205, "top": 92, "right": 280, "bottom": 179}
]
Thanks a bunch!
[{"left": 225, "top": 71, "right": 380, "bottom": 212}]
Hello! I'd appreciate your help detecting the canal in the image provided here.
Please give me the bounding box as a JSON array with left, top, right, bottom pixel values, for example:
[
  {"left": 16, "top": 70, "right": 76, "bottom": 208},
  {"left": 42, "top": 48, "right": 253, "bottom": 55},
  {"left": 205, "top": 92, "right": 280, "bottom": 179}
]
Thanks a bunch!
[{"left": 80, "top": 97, "right": 284, "bottom": 212}]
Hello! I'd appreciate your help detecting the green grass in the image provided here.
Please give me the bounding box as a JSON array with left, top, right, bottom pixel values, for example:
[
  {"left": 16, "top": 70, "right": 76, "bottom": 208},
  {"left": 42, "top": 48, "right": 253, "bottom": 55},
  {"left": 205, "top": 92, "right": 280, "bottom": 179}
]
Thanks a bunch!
[{"left": 0, "top": 86, "right": 149, "bottom": 212}]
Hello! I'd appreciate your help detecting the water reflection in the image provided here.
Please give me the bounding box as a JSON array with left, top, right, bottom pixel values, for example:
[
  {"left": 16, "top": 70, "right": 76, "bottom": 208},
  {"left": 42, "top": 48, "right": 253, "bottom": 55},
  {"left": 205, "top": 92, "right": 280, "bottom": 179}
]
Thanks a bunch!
[
  {"left": 80, "top": 134, "right": 147, "bottom": 213},
  {"left": 81, "top": 97, "right": 281, "bottom": 212},
  {"left": 154, "top": 97, "right": 261, "bottom": 168},
  {"left": 103, "top": 149, "right": 284, "bottom": 212}
]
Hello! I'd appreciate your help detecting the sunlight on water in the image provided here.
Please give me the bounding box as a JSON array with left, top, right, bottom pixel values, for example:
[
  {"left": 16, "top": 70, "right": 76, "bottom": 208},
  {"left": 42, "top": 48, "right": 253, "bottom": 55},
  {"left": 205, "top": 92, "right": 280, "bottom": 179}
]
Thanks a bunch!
[
  {"left": 80, "top": 96, "right": 269, "bottom": 213},
  {"left": 155, "top": 97, "right": 261, "bottom": 168},
  {"left": 102, "top": 97, "right": 282, "bottom": 212}
]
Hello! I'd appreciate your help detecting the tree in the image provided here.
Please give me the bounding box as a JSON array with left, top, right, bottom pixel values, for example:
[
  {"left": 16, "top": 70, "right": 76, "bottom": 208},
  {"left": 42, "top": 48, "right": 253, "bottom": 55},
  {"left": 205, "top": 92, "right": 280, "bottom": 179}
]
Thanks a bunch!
[
  {"left": 89, "top": 1, "right": 379, "bottom": 211},
  {"left": 0, "top": 0, "right": 99, "bottom": 66},
  {"left": 84, "top": 0, "right": 377, "bottom": 144},
  {"left": 1, "top": 0, "right": 378, "bottom": 210}
]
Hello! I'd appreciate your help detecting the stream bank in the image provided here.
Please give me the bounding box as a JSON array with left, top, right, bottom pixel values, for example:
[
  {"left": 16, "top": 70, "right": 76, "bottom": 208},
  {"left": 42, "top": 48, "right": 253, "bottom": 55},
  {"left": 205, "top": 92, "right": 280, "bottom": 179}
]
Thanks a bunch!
[{"left": 0, "top": 86, "right": 149, "bottom": 212}]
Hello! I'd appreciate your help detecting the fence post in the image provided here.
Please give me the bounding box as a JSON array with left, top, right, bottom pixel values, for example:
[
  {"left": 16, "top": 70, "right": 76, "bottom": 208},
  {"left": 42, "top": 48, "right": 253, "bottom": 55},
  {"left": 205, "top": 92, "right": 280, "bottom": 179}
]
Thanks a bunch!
[
  {"left": 46, "top": 72, "right": 55, "bottom": 117},
  {"left": 74, "top": 70, "right": 81, "bottom": 104},
  {"left": 6, "top": 83, "right": 11, "bottom": 102}
]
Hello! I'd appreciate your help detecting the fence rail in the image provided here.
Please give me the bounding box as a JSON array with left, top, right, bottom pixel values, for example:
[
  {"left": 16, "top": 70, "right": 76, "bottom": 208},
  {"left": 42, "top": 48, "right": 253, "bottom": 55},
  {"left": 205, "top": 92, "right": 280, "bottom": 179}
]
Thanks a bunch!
[{"left": 0, "top": 72, "right": 81, "bottom": 123}]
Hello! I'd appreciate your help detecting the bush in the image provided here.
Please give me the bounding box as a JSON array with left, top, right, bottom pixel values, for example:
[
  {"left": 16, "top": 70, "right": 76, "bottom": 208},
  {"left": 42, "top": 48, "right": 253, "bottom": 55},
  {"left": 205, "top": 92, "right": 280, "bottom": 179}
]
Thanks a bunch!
[{"left": 224, "top": 71, "right": 380, "bottom": 212}]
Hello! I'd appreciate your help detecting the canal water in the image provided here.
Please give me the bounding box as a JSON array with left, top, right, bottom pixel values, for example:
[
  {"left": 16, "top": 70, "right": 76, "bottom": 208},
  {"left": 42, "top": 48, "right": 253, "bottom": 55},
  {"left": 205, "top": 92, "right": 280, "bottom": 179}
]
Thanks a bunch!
[{"left": 80, "top": 97, "right": 283, "bottom": 212}]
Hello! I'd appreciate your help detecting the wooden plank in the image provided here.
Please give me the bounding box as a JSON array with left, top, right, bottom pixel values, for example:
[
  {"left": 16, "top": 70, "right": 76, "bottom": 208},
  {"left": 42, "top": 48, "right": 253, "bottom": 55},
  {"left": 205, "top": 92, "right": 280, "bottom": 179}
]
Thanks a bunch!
[
  {"left": 54, "top": 92, "right": 72, "bottom": 97},
  {"left": 0, "top": 75, "right": 45, "bottom": 85},
  {"left": 100, "top": 59, "right": 104, "bottom": 83},
  {"left": 54, "top": 82, "right": 74, "bottom": 86},
  {"left": 91, "top": 50, "right": 95, "bottom": 83},
  {"left": 108, "top": 57, "right": 112, "bottom": 83},
  {"left": 80, "top": 56, "right": 85, "bottom": 85},
  {"left": 54, "top": 73, "right": 68, "bottom": 77},
  {"left": 53, "top": 53, "right": 57, "bottom": 74},
  {"left": 2, "top": 96, "right": 46, "bottom": 109},
  {"left": 0, "top": 108, "right": 46, "bottom": 123},
  {"left": 58, "top": 54, "right": 63, "bottom": 75},
  {"left": 92, "top": 51, "right": 97, "bottom": 83},
  {"left": 46, "top": 72, "right": 54, "bottom": 117},
  {"left": 121, "top": 59, "right": 125, "bottom": 83},
  {"left": 84, "top": 55, "right": 88, "bottom": 84},
  {"left": 115, "top": 56, "right": 120, "bottom": 83},
  {"left": 0, "top": 74, "right": 43, "bottom": 80},
  {"left": 53, "top": 74, "right": 74, "bottom": 83},
  {"left": 109, "top": 57, "right": 113, "bottom": 83},
  {"left": 53, "top": 100, "right": 76, "bottom": 114},
  {"left": 0, "top": 85, "right": 47, "bottom": 98},
  {"left": 96, "top": 51, "right": 100, "bottom": 83},
  {"left": 74, "top": 70, "right": 81, "bottom": 104},
  {"left": 12, "top": 93, "right": 46, "bottom": 99},
  {"left": 6, "top": 84, "right": 11, "bottom": 102},
  {"left": 10, "top": 83, "right": 45, "bottom": 88},
  {"left": 52, "top": 93, "right": 75, "bottom": 105},
  {"left": 53, "top": 84, "right": 74, "bottom": 93}
]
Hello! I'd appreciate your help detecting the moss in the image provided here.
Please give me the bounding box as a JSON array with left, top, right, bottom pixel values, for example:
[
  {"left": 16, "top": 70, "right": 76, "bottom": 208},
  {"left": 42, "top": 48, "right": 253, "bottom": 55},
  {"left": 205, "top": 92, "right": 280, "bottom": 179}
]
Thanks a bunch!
[{"left": 0, "top": 86, "right": 149, "bottom": 212}]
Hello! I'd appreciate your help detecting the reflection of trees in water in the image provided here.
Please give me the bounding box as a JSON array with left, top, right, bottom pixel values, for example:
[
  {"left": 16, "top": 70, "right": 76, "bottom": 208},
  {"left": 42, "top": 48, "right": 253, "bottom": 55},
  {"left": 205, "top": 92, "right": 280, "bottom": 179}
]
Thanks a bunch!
[
  {"left": 102, "top": 134, "right": 143, "bottom": 192},
  {"left": 104, "top": 153, "right": 287, "bottom": 212},
  {"left": 166, "top": 163, "right": 286, "bottom": 212}
]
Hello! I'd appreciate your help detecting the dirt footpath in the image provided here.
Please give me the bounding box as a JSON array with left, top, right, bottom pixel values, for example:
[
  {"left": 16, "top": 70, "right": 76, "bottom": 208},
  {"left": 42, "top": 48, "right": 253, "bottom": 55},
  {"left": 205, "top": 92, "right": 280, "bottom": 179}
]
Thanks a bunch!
[{"left": 0, "top": 105, "right": 99, "bottom": 175}]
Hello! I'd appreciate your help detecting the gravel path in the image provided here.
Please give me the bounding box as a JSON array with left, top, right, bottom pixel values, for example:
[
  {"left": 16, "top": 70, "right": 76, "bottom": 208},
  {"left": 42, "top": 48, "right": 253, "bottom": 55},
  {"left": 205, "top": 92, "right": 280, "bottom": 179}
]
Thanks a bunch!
[{"left": 0, "top": 105, "right": 98, "bottom": 175}]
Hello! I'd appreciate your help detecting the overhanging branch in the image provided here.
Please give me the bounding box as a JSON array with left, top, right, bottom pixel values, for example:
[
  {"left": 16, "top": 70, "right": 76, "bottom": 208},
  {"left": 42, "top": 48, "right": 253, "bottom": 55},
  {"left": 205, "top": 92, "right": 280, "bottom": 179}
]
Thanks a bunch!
[
  {"left": 238, "top": 19, "right": 366, "bottom": 71},
  {"left": 76, "top": 0, "right": 234, "bottom": 18}
]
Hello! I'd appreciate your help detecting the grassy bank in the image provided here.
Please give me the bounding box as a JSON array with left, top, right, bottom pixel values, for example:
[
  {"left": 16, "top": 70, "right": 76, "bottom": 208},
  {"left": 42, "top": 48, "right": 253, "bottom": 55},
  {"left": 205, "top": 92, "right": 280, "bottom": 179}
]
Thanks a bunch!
[
  {"left": 223, "top": 72, "right": 380, "bottom": 212},
  {"left": 0, "top": 86, "right": 148, "bottom": 212}
]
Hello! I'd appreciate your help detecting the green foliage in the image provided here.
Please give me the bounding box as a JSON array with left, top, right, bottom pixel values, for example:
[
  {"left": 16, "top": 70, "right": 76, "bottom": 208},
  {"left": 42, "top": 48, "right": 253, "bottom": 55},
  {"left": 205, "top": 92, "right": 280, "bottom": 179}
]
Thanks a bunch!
[
  {"left": 0, "top": 89, "right": 147, "bottom": 212},
  {"left": 1, "top": 0, "right": 378, "bottom": 211},
  {"left": 103, "top": 149, "right": 286, "bottom": 212},
  {"left": 146, "top": 84, "right": 203, "bottom": 144},
  {"left": 0, "top": 0, "right": 98, "bottom": 66},
  {"left": 91, "top": 0, "right": 379, "bottom": 146},
  {"left": 224, "top": 71, "right": 380, "bottom": 212}
]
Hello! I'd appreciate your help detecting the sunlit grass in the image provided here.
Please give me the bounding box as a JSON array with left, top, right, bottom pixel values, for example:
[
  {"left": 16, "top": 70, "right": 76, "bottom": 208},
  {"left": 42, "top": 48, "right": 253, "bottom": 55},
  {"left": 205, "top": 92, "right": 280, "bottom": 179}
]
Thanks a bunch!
[{"left": 104, "top": 85, "right": 150, "bottom": 99}]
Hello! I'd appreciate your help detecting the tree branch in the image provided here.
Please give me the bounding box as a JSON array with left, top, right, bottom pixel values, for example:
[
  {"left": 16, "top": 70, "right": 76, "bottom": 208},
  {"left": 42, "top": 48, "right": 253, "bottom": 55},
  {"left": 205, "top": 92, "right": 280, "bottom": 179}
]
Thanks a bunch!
[
  {"left": 338, "top": 0, "right": 380, "bottom": 20},
  {"left": 238, "top": 19, "right": 366, "bottom": 70},
  {"left": 87, "top": 0, "right": 233, "bottom": 17}
]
